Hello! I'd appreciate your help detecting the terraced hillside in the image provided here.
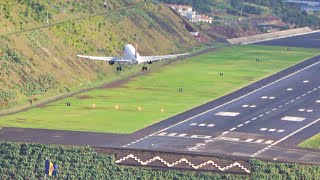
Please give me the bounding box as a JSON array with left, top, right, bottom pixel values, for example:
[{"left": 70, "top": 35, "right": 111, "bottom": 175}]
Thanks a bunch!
[{"left": 0, "top": 0, "right": 195, "bottom": 109}]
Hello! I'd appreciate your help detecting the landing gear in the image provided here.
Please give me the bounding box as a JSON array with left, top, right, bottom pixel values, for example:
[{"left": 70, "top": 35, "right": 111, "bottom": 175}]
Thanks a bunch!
[
  {"left": 116, "top": 67, "right": 123, "bottom": 71},
  {"left": 142, "top": 66, "right": 148, "bottom": 71}
]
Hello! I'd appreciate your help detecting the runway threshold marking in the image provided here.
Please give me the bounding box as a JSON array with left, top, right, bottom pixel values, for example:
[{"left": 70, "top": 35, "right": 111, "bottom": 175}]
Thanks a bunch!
[
  {"left": 251, "top": 116, "right": 320, "bottom": 157},
  {"left": 123, "top": 60, "right": 320, "bottom": 147}
]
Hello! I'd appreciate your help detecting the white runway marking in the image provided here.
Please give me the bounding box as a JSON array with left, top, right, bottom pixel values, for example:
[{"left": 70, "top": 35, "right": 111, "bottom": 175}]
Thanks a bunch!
[
  {"left": 287, "top": 88, "right": 293, "bottom": 91},
  {"left": 316, "top": 100, "right": 320, "bottom": 103},
  {"left": 168, "top": 133, "right": 177, "bottom": 136},
  {"left": 158, "top": 132, "right": 167, "bottom": 136},
  {"left": 306, "top": 109, "right": 314, "bottom": 112},
  {"left": 220, "top": 137, "right": 239, "bottom": 141},
  {"left": 303, "top": 80, "right": 309, "bottom": 83},
  {"left": 261, "top": 96, "right": 268, "bottom": 99},
  {"left": 237, "top": 124, "right": 243, "bottom": 127},
  {"left": 178, "top": 134, "right": 187, "bottom": 137},
  {"left": 215, "top": 112, "right": 240, "bottom": 117},
  {"left": 191, "top": 135, "right": 212, "bottom": 139},
  {"left": 190, "top": 123, "right": 215, "bottom": 127},
  {"left": 260, "top": 128, "right": 284, "bottom": 132},
  {"left": 269, "top": 96, "right": 275, "bottom": 99},
  {"left": 222, "top": 131, "right": 229, "bottom": 135},
  {"left": 264, "top": 140, "right": 274, "bottom": 144},
  {"left": 244, "top": 121, "right": 250, "bottom": 124},
  {"left": 298, "top": 109, "right": 306, "bottom": 112},
  {"left": 255, "top": 139, "right": 264, "bottom": 143},
  {"left": 252, "top": 117, "right": 320, "bottom": 157},
  {"left": 281, "top": 116, "right": 306, "bottom": 122},
  {"left": 230, "top": 127, "right": 236, "bottom": 131},
  {"left": 245, "top": 139, "right": 254, "bottom": 142},
  {"left": 242, "top": 104, "right": 256, "bottom": 108}
]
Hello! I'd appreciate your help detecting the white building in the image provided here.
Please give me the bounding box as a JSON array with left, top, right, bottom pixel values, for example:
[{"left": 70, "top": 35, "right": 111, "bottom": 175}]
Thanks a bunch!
[
  {"left": 179, "top": 11, "right": 196, "bottom": 19},
  {"left": 193, "top": 15, "right": 213, "bottom": 24},
  {"left": 166, "top": 4, "right": 193, "bottom": 12}
]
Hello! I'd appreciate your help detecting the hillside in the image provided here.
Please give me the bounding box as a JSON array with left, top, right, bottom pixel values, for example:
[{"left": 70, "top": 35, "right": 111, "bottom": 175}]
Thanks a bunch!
[
  {"left": 160, "top": 0, "right": 320, "bottom": 38},
  {"left": 0, "top": 0, "right": 196, "bottom": 109}
]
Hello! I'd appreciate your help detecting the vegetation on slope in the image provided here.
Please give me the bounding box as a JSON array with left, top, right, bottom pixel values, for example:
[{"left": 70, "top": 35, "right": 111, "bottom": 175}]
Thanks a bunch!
[
  {"left": 0, "top": 142, "right": 319, "bottom": 179},
  {"left": 0, "top": 0, "right": 195, "bottom": 109}
]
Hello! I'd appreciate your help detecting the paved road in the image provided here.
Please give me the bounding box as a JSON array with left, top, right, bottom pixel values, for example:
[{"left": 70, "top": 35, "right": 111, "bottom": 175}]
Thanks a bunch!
[
  {"left": 254, "top": 31, "right": 320, "bottom": 49},
  {"left": 124, "top": 55, "right": 320, "bottom": 164}
]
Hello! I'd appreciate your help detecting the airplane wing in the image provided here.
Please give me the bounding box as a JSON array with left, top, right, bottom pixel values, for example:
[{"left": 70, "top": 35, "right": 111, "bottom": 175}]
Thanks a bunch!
[
  {"left": 140, "top": 53, "right": 189, "bottom": 62},
  {"left": 76, "top": 55, "right": 132, "bottom": 63},
  {"left": 77, "top": 55, "right": 114, "bottom": 61}
]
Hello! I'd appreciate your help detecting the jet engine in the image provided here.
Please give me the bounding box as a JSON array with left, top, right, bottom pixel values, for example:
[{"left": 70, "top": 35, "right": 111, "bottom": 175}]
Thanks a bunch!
[
  {"left": 109, "top": 60, "right": 115, "bottom": 65},
  {"left": 147, "top": 61, "right": 153, "bottom": 64}
]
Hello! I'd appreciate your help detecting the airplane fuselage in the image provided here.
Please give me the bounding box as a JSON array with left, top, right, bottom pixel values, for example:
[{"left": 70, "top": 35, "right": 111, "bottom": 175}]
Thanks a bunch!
[{"left": 123, "top": 44, "right": 142, "bottom": 64}]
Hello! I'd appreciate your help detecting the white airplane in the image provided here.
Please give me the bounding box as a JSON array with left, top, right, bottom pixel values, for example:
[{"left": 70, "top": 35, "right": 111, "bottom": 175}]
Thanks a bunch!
[{"left": 77, "top": 44, "right": 189, "bottom": 71}]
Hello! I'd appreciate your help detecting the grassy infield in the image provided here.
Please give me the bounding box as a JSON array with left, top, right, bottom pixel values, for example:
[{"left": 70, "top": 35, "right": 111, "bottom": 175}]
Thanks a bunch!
[{"left": 0, "top": 45, "right": 319, "bottom": 135}]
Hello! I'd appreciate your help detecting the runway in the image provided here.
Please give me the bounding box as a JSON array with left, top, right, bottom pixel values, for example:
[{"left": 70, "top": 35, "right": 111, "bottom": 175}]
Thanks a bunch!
[
  {"left": 124, "top": 55, "right": 320, "bottom": 164},
  {"left": 254, "top": 31, "right": 320, "bottom": 48}
]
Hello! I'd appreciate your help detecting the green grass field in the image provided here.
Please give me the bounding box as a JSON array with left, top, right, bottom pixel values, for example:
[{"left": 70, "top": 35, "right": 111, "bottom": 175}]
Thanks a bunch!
[
  {"left": 298, "top": 133, "right": 320, "bottom": 150},
  {"left": 0, "top": 45, "right": 319, "bottom": 133}
]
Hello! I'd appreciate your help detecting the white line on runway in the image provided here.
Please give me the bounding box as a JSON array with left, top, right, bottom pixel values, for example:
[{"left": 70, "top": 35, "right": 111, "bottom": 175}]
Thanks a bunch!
[
  {"left": 215, "top": 112, "right": 240, "bottom": 117},
  {"left": 191, "top": 135, "right": 212, "bottom": 139},
  {"left": 281, "top": 116, "right": 305, "bottom": 122},
  {"left": 158, "top": 132, "right": 167, "bottom": 136},
  {"left": 123, "top": 60, "right": 320, "bottom": 147},
  {"left": 178, "top": 134, "right": 187, "bottom": 137},
  {"left": 251, "top": 116, "right": 320, "bottom": 157},
  {"left": 168, "top": 133, "right": 177, "bottom": 136},
  {"left": 303, "top": 80, "right": 309, "bottom": 83}
]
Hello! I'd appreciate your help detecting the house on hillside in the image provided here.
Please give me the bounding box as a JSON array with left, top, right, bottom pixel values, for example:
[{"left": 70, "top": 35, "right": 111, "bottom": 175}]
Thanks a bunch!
[
  {"left": 166, "top": 4, "right": 193, "bottom": 12},
  {"left": 166, "top": 4, "right": 213, "bottom": 24},
  {"left": 193, "top": 15, "right": 213, "bottom": 24}
]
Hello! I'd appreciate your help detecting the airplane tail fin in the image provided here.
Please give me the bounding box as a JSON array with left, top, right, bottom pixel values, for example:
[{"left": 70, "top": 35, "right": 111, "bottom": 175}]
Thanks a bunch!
[{"left": 135, "top": 36, "right": 138, "bottom": 58}]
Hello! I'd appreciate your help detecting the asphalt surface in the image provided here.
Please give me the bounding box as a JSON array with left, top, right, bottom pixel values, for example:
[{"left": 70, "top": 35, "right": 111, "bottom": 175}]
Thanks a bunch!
[
  {"left": 254, "top": 31, "right": 320, "bottom": 48},
  {"left": 124, "top": 55, "right": 320, "bottom": 164}
]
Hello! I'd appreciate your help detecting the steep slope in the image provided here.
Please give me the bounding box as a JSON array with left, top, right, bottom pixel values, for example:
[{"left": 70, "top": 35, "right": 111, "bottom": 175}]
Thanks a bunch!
[{"left": 0, "top": 0, "right": 196, "bottom": 109}]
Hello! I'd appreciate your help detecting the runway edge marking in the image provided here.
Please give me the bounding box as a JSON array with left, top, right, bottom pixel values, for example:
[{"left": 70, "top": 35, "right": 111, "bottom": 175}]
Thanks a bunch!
[
  {"left": 251, "top": 117, "right": 320, "bottom": 157},
  {"left": 124, "top": 58, "right": 320, "bottom": 147}
]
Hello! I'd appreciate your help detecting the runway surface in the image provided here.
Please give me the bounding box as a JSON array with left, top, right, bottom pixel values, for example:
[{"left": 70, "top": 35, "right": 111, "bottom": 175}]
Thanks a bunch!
[
  {"left": 124, "top": 55, "right": 320, "bottom": 164},
  {"left": 254, "top": 31, "right": 320, "bottom": 48}
]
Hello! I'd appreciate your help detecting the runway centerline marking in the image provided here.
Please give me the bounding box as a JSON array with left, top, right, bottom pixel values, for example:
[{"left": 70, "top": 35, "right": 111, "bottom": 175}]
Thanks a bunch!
[
  {"left": 251, "top": 116, "right": 320, "bottom": 157},
  {"left": 123, "top": 60, "right": 320, "bottom": 147}
]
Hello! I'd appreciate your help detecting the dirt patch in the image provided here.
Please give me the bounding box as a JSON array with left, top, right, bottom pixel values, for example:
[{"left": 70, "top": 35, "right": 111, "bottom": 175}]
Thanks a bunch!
[{"left": 75, "top": 95, "right": 93, "bottom": 99}]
